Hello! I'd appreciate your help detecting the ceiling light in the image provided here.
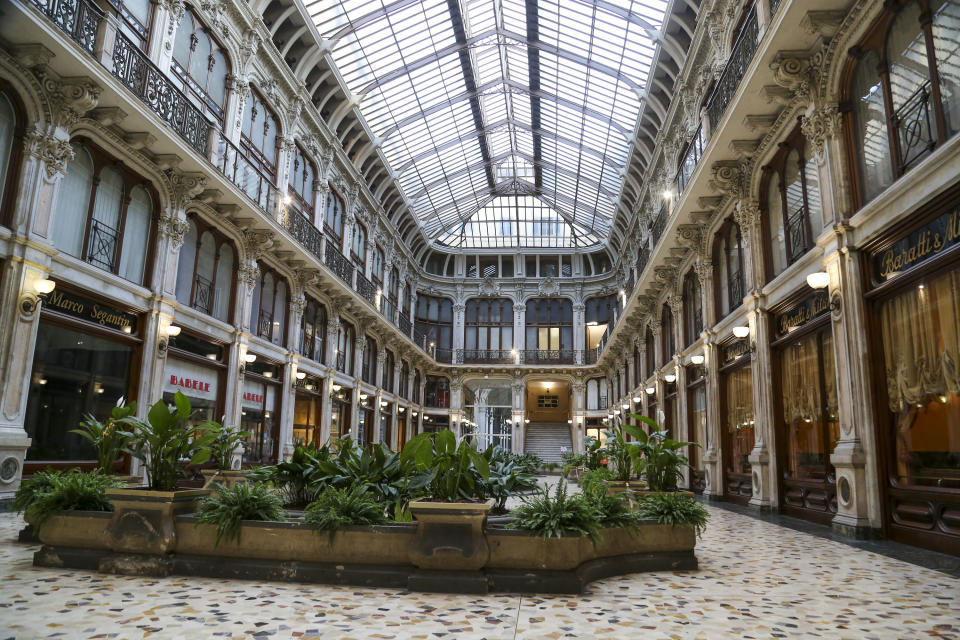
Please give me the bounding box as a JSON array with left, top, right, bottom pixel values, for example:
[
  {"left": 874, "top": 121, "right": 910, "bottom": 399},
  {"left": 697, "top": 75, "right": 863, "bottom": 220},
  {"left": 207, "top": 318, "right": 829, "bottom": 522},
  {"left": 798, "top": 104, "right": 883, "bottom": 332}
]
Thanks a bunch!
[
  {"left": 806, "top": 271, "right": 830, "bottom": 289},
  {"left": 645, "top": 386, "right": 656, "bottom": 395},
  {"left": 691, "top": 354, "right": 705, "bottom": 365},
  {"left": 263, "top": 371, "right": 273, "bottom": 378},
  {"left": 664, "top": 373, "right": 676, "bottom": 383},
  {"left": 732, "top": 325, "right": 750, "bottom": 339},
  {"left": 586, "top": 321, "right": 598, "bottom": 326}
]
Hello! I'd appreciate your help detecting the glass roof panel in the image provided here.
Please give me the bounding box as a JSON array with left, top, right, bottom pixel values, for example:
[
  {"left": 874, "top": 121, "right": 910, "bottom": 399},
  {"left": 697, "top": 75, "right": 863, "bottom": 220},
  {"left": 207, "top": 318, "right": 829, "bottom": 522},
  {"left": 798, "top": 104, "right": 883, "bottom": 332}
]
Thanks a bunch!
[{"left": 306, "top": 0, "right": 668, "bottom": 248}]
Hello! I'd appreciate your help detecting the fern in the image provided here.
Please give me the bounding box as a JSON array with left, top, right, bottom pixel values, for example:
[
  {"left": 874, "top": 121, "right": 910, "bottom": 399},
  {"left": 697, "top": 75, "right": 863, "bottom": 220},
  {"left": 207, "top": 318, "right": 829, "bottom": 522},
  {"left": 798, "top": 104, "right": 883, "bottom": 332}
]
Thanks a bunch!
[
  {"left": 508, "top": 480, "right": 602, "bottom": 545},
  {"left": 579, "top": 480, "right": 641, "bottom": 529},
  {"left": 304, "top": 485, "right": 387, "bottom": 540},
  {"left": 195, "top": 481, "right": 286, "bottom": 546},
  {"left": 22, "top": 470, "right": 120, "bottom": 532},
  {"left": 637, "top": 493, "right": 709, "bottom": 537},
  {"left": 13, "top": 469, "right": 63, "bottom": 514}
]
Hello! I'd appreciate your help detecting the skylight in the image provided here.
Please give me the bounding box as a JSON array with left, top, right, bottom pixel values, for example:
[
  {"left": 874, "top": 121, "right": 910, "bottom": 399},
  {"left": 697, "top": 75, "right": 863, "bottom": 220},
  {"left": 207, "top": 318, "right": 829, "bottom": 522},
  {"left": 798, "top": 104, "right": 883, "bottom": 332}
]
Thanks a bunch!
[
  {"left": 307, "top": 0, "right": 668, "bottom": 247},
  {"left": 436, "top": 193, "right": 601, "bottom": 247}
]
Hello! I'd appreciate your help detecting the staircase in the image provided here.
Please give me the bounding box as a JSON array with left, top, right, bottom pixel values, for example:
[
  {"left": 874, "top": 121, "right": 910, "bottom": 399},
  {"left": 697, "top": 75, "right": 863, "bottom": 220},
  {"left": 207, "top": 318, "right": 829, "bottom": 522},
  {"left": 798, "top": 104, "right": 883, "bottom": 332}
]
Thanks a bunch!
[{"left": 523, "top": 422, "right": 573, "bottom": 464}]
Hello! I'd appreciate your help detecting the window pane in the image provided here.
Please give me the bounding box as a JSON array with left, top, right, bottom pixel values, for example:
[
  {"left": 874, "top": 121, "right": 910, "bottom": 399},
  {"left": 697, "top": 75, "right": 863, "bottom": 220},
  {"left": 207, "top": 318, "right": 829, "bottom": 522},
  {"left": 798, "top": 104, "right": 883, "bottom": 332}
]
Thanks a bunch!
[
  {"left": 932, "top": 0, "right": 960, "bottom": 136},
  {"left": 119, "top": 185, "right": 150, "bottom": 283},
  {"left": 853, "top": 51, "right": 893, "bottom": 202},
  {"left": 54, "top": 145, "right": 93, "bottom": 257}
]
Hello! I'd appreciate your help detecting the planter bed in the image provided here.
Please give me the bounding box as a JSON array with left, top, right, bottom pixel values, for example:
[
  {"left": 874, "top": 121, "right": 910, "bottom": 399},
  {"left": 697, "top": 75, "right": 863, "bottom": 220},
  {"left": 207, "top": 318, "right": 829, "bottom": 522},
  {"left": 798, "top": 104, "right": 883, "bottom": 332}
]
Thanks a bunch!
[{"left": 33, "top": 511, "right": 697, "bottom": 593}]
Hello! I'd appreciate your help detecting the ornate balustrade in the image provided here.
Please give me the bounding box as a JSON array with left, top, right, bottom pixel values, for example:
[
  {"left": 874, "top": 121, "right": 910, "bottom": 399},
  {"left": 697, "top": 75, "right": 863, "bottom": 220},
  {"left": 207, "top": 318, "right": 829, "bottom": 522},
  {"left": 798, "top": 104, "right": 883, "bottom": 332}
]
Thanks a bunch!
[
  {"left": 456, "top": 349, "right": 516, "bottom": 365},
  {"left": 354, "top": 272, "right": 377, "bottom": 306},
  {"left": 324, "top": 243, "right": 354, "bottom": 286},
  {"left": 29, "top": 0, "right": 102, "bottom": 55},
  {"left": 705, "top": 6, "right": 759, "bottom": 132}
]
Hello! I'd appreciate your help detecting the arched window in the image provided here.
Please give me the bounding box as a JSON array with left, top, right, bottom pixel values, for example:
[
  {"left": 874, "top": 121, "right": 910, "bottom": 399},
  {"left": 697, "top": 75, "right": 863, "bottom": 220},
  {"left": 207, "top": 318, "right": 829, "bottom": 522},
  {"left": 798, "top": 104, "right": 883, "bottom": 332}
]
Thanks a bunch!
[
  {"left": 336, "top": 321, "right": 354, "bottom": 375},
  {"left": 525, "top": 298, "right": 573, "bottom": 363},
  {"left": 761, "top": 125, "right": 822, "bottom": 280},
  {"left": 645, "top": 326, "right": 655, "bottom": 380},
  {"left": 115, "top": 0, "right": 154, "bottom": 50},
  {"left": 400, "top": 361, "right": 410, "bottom": 399},
  {"left": 0, "top": 87, "right": 25, "bottom": 228},
  {"left": 683, "top": 270, "right": 703, "bottom": 347},
  {"left": 464, "top": 298, "right": 513, "bottom": 361},
  {"left": 371, "top": 245, "right": 385, "bottom": 286},
  {"left": 388, "top": 266, "right": 399, "bottom": 302},
  {"left": 846, "top": 0, "right": 960, "bottom": 207},
  {"left": 413, "top": 369, "right": 422, "bottom": 403},
  {"left": 240, "top": 89, "right": 279, "bottom": 180},
  {"left": 300, "top": 297, "right": 326, "bottom": 363},
  {"left": 715, "top": 219, "right": 745, "bottom": 318},
  {"left": 361, "top": 335, "right": 377, "bottom": 384},
  {"left": 53, "top": 139, "right": 155, "bottom": 285},
  {"left": 425, "top": 375, "right": 450, "bottom": 408},
  {"left": 350, "top": 222, "right": 367, "bottom": 268},
  {"left": 249, "top": 264, "right": 288, "bottom": 346},
  {"left": 287, "top": 144, "right": 316, "bottom": 217},
  {"left": 382, "top": 349, "right": 395, "bottom": 391},
  {"left": 415, "top": 294, "right": 453, "bottom": 363},
  {"left": 324, "top": 188, "right": 345, "bottom": 246},
  {"left": 175, "top": 216, "right": 235, "bottom": 322},
  {"left": 661, "top": 303, "right": 675, "bottom": 367},
  {"left": 171, "top": 7, "right": 228, "bottom": 126}
]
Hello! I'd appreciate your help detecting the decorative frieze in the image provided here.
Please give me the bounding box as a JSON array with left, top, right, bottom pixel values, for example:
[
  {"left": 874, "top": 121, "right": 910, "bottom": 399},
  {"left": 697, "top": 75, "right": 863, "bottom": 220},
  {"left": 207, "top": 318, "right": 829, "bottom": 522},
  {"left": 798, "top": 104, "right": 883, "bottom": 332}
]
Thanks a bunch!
[
  {"left": 24, "top": 129, "right": 73, "bottom": 179},
  {"left": 800, "top": 103, "right": 843, "bottom": 160}
]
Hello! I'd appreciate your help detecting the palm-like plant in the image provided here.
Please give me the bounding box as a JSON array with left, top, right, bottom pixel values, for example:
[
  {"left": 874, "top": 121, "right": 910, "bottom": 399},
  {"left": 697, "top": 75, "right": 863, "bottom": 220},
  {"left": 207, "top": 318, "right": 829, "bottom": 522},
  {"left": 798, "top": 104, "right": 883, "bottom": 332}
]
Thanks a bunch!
[
  {"left": 195, "top": 481, "right": 285, "bottom": 545},
  {"left": 70, "top": 399, "right": 137, "bottom": 473},
  {"left": 626, "top": 415, "right": 696, "bottom": 492},
  {"left": 21, "top": 470, "right": 121, "bottom": 532},
  {"left": 209, "top": 423, "right": 251, "bottom": 471},
  {"left": 401, "top": 430, "right": 490, "bottom": 502},
  {"left": 637, "top": 492, "right": 709, "bottom": 537}
]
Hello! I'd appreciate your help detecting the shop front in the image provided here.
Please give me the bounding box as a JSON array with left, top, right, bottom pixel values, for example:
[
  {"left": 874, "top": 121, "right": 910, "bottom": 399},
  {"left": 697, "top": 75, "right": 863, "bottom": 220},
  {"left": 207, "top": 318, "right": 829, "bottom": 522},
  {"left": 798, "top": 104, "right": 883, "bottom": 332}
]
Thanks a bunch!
[
  {"left": 865, "top": 187, "right": 960, "bottom": 555},
  {"left": 241, "top": 359, "right": 281, "bottom": 465},
  {"left": 379, "top": 401, "right": 394, "bottom": 449},
  {"left": 356, "top": 392, "right": 372, "bottom": 446},
  {"left": 23, "top": 283, "right": 141, "bottom": 472},
  {"left": 293, "top": 374, "right": 323, "bottom": 448},
  {"left": 687, "top": 363, "right": 707, "bottom": 494},
  {"left": 163, "top": 333, "right": 226, "bottom": 426},
  {"left": 772, "top": 291, "right": 839, "bottom": 524},
  {"left": 721, "top": 340, "right": 753, "bottom": 503},
  {"left": 330, "top": 384, "right": 351, "bottom": 444}
]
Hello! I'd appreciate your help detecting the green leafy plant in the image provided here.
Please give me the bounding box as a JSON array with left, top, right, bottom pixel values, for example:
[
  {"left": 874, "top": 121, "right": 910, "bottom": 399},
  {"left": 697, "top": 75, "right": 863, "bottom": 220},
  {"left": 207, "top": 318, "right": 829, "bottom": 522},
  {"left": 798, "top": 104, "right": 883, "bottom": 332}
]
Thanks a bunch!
[
  {"left": 509, "top": 479, "right": 602, "bottom": 544},
  {"left": 69, "top": 399, "right": 138, "bottom": 473},
  {"left": 543, "top": 461, "right": 560, "bottom": 472},
  {"left": 195, "top": 481, "right": 285, "bottom": 545},
  {"left": 583, "top": 435, "right": 607, "bottom": 470},
  {"left": 579, "top": 477, "right": 641, "bottom": 529},
  {"left": 247, "top": 443, "right": 324, "bottom": 506},
  {"left": 13, "top": 469, "right": 63, "bottom": 515},
  {"left": 117, "top": 391, "right": 216, "bottom": 491},
  {"left": 401, "top": 430, "right": 490, "bottom": 502},
  {"left": 626, "top": 415, "right": 696, "bottom": 492},
  {"left": 578, "top": 467, "right": 613, "bottom": 496},
  {"left": 21, "top": 470, "right": 121, "bottom": 532},
  {"left": 209, "top": 423, "right": 251, "bottom": 471},
  {"left": 480, "top": 445, "right": 538, "bottom": 511},
  {"left": 561, "top": 450, "right": 587, "bottom": 476},
  {"left": 637, "top": 492, "right": 709, "bottom": 537},
  {"left": 304, "top": 485, "right": 387, "bottom": 539},
  {"left": 513, "top": 452, "right": 543, "bottom": 475}
]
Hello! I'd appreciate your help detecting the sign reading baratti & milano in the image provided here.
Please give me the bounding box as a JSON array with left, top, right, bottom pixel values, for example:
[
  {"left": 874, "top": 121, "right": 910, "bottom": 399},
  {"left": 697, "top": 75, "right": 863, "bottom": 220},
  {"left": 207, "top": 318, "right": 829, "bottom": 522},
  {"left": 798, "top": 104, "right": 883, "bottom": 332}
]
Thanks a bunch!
[
  {"left": 44, "top": 286, "right": 138, "bottom": 334},
  {"left": 874, "top": 204, "right": 960, "bottom": 281},
  {"left": 722, "top": 339, "right": 751, "bottom": 364},
  {"left": 775, "top": 291, "right": 830, "bottom": 337}
]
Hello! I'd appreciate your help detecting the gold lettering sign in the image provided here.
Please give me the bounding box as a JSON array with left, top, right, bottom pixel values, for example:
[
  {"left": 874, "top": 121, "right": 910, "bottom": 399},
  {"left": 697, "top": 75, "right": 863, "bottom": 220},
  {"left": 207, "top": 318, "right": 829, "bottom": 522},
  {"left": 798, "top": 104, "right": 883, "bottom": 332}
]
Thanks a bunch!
[
  {"left": 43, "top": 286, "right": 137, "bottom": 334},
  {"left": 776, "top": 291, "right": 829, "bottom": 337},
  {"left": 723, "top": 340, "right": 750, "bottom": 363},
  {"left": 875, "top": 207, "right": 960, "bottom": 280}
]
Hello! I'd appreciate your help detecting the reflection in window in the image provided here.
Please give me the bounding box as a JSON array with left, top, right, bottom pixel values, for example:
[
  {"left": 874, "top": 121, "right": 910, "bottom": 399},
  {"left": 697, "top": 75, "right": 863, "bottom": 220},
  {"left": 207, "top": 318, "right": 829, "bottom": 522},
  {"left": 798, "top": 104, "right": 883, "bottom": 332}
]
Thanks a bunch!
[
  {"left": 880, "top": 270, "right": 960, "bottom": 489},
  {"left": 249, "top": 266, "right": 287, "bottom": 346},
  {"left": 175, "top": 218, "right": 235, "bottom": 322},
  {"left": 171, "top": 8, "right": 228, "bottom": 125},
  {"left": 724, "top": 364, "right": 754, "bottom": 484}
]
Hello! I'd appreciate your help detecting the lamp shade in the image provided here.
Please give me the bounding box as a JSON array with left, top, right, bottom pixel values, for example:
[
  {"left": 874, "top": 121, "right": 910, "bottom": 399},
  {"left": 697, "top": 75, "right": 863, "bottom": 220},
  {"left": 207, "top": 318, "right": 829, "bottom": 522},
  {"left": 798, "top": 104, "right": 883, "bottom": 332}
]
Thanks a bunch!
[
  {"left": 732, "top": 325, "right": 750, "bottom": 339},
  {"left": 806, "top": 271, "right": 830, "bottom": 289}
]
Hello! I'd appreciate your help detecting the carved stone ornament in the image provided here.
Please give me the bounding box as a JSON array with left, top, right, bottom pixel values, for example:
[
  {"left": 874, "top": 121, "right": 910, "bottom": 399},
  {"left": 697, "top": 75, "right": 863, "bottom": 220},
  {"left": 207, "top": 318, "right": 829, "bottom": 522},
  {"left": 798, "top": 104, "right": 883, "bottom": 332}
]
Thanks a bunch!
[
  {"left": 238, "top": 263, "right": 260, "bottom": 289},
  {"left": 478, "top": 276, "right": 500, "bottom": 297},
  {"left": 770, "top": 53, "right": 812, "bottom": 101},
  {"left": 800, "top": 103, "right": 843, "bottom": 160},
  {"left": 159, "top": 0, "right": 185, "bottom": 39},
  {"left": 288, "top": 294, "right": 306, "bottom": 316},
  {"left": 35, "top": 71, "right": 101, "bottom": 128},
  {"left": 243, "top": 229, "right": 275, "bottom": 261},
  {"left": 165, "top": 169, "right": 207, "bottom": 209},
  {"left": 160, "top": 212, "right": 189, "bottom": 248},
  {"left": 708, "top": 160, "right": 749, "bottom": 197},
  {"left": 693, "top": 259, "right": 713, "bottom": 285},
  {"left": 24, "top": 130, "right": 74, "bottom": 179},
  {"left": 538, "top": 277, "right": 559, "bottom": 296},
  {"left": 734, "top": 199, "right": 761, "bottom": 232}
]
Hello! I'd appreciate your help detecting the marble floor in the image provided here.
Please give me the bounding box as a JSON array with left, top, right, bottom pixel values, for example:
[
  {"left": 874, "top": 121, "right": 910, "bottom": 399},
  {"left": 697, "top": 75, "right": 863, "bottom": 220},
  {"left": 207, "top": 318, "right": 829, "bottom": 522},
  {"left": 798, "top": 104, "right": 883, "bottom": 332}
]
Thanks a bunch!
[{"left": 1, "top": 505, "right": 958, "bottom": 640}]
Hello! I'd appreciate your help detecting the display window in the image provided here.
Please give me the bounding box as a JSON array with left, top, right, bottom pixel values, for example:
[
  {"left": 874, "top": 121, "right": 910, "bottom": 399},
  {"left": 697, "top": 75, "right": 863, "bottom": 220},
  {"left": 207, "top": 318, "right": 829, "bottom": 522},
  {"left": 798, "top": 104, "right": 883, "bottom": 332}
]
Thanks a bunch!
[
  {"left": 720, "top": 340, "right": 754, "bottom": 502},
  {"left": 293, "top": 375, "right": 323, "bottom": 448},
  {"left": 241, "top": 359, "right": 281, "bottom": 465}
]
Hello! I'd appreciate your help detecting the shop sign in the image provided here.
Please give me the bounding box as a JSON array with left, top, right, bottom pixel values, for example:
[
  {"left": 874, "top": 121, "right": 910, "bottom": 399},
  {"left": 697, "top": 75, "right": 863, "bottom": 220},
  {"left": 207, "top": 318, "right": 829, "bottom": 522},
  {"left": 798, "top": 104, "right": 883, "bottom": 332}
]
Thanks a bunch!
[
  {"left": 163, "top": 358, "right": 218, "bottom": 401},
  {"left": 873, "top": 204, "right": 960, "bottom": 281},
  {"left": 44, "top": 285, "right": 138, "bottom": 334},
  {"left": 775, "top": 291, "right": 830, "bottom": 337},
  {"left": 242, "top": 380, "right": 275, "bottom": 409},
  {"left": 722, "top": 339, "right": 751, "bottom": 364}
]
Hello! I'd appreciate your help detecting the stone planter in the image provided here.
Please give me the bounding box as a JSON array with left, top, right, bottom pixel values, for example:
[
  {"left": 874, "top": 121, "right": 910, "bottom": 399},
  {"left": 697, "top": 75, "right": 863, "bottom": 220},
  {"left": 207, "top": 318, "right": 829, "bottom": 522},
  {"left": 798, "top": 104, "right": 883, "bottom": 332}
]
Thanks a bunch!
[
  {"left": 605, "top": 479, "right": 648, "bottom": 496},
  {"left": 109, "top": 475, "right": 143, "bottom": 487},
  {"left": 201, "top": 470, "right": 252, "bottom": 490},
  {"left": 408, "top": 499, "right": 494, "bottom": 572},
  {"left": 35, "top": 511, "right": 113, "bottom": 549},
  {"left": 566, "top": 466, "right": 587, "bottom": 482},
  {"left": 105, "top": 487, "right": 210, "bottom": 556}
]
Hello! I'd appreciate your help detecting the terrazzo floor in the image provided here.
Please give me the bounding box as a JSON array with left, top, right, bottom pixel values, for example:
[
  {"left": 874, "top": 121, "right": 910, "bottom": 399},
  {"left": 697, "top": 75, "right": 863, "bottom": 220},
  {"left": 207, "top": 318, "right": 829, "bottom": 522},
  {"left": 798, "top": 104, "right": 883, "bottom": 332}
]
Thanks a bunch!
[{"left": 1, "top": 502, "right": 958, "bottom": 639}]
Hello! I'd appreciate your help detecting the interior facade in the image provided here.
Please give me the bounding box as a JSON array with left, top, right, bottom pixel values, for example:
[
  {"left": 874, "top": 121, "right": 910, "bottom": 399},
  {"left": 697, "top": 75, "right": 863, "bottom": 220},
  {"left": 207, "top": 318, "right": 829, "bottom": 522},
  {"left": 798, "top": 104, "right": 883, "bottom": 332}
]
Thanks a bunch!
[{"left": 0, "top": 0, "right": 958, "bottom": 562}]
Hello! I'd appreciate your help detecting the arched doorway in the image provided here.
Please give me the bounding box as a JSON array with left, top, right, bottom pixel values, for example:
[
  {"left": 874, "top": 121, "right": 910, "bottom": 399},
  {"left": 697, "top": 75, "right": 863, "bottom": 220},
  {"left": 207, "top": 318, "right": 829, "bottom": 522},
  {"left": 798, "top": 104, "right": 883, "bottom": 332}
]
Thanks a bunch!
[{"left": 523, "top": 378, "right": 573, "bottom": 463}]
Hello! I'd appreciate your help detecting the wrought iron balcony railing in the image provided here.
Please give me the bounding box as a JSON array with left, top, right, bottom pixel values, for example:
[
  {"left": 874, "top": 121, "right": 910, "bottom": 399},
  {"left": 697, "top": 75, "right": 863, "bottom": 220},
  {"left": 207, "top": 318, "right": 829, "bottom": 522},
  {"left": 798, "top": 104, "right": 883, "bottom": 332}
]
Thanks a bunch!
[
  {"left": 354, "top": 271, "right": 376, "bottom": 306},
  {"left": 30, "top": 0, "right": 102, "bottom": 55},
  {"left": 521, "top": 349, "right": 576, "bottom": 365},
  {"left": 786, "top": 206, "right": 813, "bottom": 265},
  {"left": 110, "top": 31, "right": 212, "bottom": 154},
  {"left": 398, "top": 312, "right": 412, "bottom": 336},
  {"left": 324, "top": 243, "right": 354, "bottom": 286},
  {"left": 192, "top": 274, "right": 214, "bottom": 316},
  {"left": 257, "top": 310, "right": 274, "bottom": 341},
  {"left": 413, "top": 326, "right": 427, "bottom": 351},
  {"left": 85, "top": 219, "right": 119, "bottom": 272},
  {"left": 456, "top": 349, "right": 516, "bottom": 365},
  {"left": 705, "top": 5, "right": 759, "bottom": 132},
  {"left": 433, "top": 348, "right": 453, "bottom": 364},
  {"left": 379, "top": 297, "right": 397, "bottom": 325},
  {"left": 674, "top": 124, "right": 704, "bottom": 195},
  {"left": 278, "top": 207, "right": 323, "bottom": 262},
  {"left": 211, "top": 132, "right": 277, "bottom": 214},
  {"left": 650, "top": 204, "right": 667, "bottom": 248}
]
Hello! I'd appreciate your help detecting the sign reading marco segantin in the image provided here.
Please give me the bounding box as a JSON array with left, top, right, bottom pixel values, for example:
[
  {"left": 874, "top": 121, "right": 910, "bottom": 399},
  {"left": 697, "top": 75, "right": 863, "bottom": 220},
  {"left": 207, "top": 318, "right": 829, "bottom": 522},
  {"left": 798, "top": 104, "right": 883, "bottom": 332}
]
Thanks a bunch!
[
  {"left": 43, "top": 283, "right": 139, "bottom": 334},
  {"left": 873, "top": 204, "right": 960, "bottom": 282}
]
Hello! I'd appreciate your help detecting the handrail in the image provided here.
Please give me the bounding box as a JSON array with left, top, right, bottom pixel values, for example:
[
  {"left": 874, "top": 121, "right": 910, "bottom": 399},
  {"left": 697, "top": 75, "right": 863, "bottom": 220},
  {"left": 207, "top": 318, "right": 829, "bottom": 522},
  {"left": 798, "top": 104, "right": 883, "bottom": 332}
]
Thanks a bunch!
[
  {"left": 705, "top": 6, "right": 759, "bottom": 132},
  {"left": 29, "top": 0, "right": 102, "bottom": 55}
]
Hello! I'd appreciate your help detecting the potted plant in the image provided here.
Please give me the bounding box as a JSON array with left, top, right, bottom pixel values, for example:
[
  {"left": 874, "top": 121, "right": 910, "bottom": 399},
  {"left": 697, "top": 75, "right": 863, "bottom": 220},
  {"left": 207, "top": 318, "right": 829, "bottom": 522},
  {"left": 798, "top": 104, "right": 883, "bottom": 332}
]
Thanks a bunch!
[
  {"left": 401, "top": 430, "right": 493, "bottom": 575},
  {"left": 561, "top": 450, "right": 588, "bottom": 482},
  {"left": 106, "top": 391, "right": 217, "bottom": 556},
  {"left": 70, "top": 398, "right": 140, "bottom": 485},
  {"left": 202, "top": 423, "right": 252, "bottom": 489},
  {"left": 601, "top": 418, "right": 647, "bottom": 496},
  {"left": 627, "top": 416, "right": 696, "bottom": 495}
]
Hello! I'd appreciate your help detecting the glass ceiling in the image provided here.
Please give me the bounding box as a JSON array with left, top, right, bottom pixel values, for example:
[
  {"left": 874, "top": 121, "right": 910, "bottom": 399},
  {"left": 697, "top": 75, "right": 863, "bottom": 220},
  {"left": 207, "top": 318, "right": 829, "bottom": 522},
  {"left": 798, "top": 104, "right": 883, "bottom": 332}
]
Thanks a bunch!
[{"left": 307, "top": 0, "right": 669, "bottom": 247}]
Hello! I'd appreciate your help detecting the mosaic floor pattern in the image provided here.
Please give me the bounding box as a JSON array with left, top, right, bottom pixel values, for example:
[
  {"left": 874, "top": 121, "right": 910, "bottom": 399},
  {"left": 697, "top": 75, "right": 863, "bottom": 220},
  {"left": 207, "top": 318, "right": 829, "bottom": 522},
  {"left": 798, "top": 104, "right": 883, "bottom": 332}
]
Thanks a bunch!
[{"left": 1, "top": 504, "right": 957, "bottom": 639}]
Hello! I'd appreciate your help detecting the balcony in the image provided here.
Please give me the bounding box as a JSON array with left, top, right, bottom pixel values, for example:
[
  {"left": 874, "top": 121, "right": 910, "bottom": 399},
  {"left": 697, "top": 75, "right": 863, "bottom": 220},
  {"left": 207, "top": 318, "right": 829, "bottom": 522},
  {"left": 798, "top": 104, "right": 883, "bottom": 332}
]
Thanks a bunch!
[
  {"left": 705, "top": 5, "right": 759, "bottom": 132},
  {"left": 211, "top": 133, "right": 277, "bottom": 214},
  {"left": 379, "top": 297, "right": 397, "bottom": 325},
  {"left": 29, "top": 0, "right": 101, "bottom": 55},
  {"left": 521, "top": 349, "right": 576, "bottom": 365},
  {"left": 85, "top": 219, "right": 119, "bottom": 272},
  {"left": 191, "top": 274, "right": 214, "bottom": 315},
  {"left": 354, "top": 272, "right": 377, "bottom": 306},
  {"left": 456, "top": 349, "right": 515, "bottom": 365},
  {"left": 277, "top": 207, "right": 323, "bottom": 262},
  {"left": 324, "top": 243, "right": 354, "bottom": 286},
  {"left": 397, "top": 312, "right": 412, "bottom": 336},
  {"left": 674, "top": 124, "right": 704, "bottom": 196}
]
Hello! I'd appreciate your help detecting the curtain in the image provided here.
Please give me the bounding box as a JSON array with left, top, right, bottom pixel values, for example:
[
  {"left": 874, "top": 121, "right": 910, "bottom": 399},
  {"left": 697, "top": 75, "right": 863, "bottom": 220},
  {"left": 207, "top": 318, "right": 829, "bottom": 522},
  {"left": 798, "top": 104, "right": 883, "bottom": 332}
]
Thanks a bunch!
[
  {"left": 119, "top": 185, "right": 150, "bottom": 284},
  {"left": 213, "top": 243, "right": 233, "bottom": 322},
  {"left": 725, "top": 365, "right": 754, "bottom": 433},
  {"left": 0, "top": 93, "right": 14, "bottom": 205},
  {"left": 932, "top": 0, "right": 960, "bottom": 136},
  {"left": 272, "top": 279, "right": 287, "bottom": 345},
  {"left": 768, "top": 174, "right": 787, "bottom": 277},
  {"left": 781, "top": 334, "right": 821, "bottom": 424},
  {"left": 91, "top": 167, "right": 122, "bottom": 230},
  {"left": 175, "top": 220, "right": 197, "bottom": 305},
  {"left": 54, "top": 145, "right": 94, "bottom": 257},
  {"left": 887, "top": 1, "right": 934, "bottom": 168},
  {"left": 853, "top": 51, "right": 892, "bottom": 202}
]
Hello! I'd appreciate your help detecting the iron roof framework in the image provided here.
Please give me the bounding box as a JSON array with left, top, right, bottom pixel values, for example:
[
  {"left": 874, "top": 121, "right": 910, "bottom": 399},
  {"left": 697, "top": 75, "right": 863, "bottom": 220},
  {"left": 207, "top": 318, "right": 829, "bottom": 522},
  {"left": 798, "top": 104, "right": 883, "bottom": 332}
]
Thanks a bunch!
[{"left": 308, "top": 0, "right": 668, "bottom": 248}]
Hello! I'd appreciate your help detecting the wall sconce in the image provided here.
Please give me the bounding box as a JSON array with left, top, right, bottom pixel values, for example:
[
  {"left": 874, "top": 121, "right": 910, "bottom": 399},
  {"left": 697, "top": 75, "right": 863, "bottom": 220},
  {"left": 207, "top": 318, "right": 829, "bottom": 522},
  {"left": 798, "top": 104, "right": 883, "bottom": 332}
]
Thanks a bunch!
[
  {"left": 690, "top": 354, "right": 705, "bottom": 365},
  {"left": 157, "top": 324, "right": 181, "bottom": 355},
  {"left": 239, "top": 352, "right": 257, "bottom": 375},
  {"left": 332, "top": 384, "right": 342, "bottom": 392},
  {"left": 621, "top": 403, "right": 629, "bottom": 410},
  {"left": 632, "top": 396, "right": 642, "bottom": 403},
  {"left": 399, "top": 407, "right": 405, "bottom": 413},
  {"left": 806, "top": 271, "right": 829, "bottom": 289},
  {"left": 359, "top": 393, "right": 368, "bottom": 401},
  {"left": 412, "top": 411, "right": 418, "bottom": 417},
  {"left": 380, "top": 400, "right": 388, "bottom": 407},
  {"left": 524, "top": 419, "right": 530, "bottom": 424},
  {"left": 296, "top": 371, "right": 307, "bottom": 380},
  {"left": 21, "top": 278, "right": 56, "bottom": 315},
  {"left": 645, "top": 386, "right": 656, "bottom": 395},
  {"left": 662, "top": 189, "right": 673, "bottom": 200},
  {"left": 567, "top": 419, "right": 572, "bottom": 424},
  {"left": 664, "top": 373, "right": 676, "bottom": 384},
  {"left": 732, "top": 325, "right": 750, "bottom": 339}
]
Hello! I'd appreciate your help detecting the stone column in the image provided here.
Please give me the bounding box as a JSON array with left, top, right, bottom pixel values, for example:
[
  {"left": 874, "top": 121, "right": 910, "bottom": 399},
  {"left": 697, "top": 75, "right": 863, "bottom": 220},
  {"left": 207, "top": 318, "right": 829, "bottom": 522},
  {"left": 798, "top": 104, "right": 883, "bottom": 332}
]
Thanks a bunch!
[
  {"left": 278, "top": 360, "right": 297, "bottom": 461},
  {"left": 825, "top": 242, "right": 883, "bottom": 535},
  {"left": 151, "top": 0, "right": 185, "bottom": 77},
  {"left": 626, "top": 348, "right": 637, "bottom": 395},
  {"left": 747, "top": 303, "right": 776, "bottom": 509},
  {"left": 702, "top": 332, "right": 723, "bottom": 498},
  {"left": 392, "top": 359, "right": 402, "bottom": 398},
  {"left": 513, "top": 302, "right": 525, "bottom": 355},
  {"left": 649, "top": 319, "right": 662, "bottom": 377},
  {"left": 735, "top": 199, "right": 763, "bottom": 300},
  {"left": 573, "top": 302, "right": 586, "bottom": 363},
  {"left": 571, "top": 378, "right": 586, "bottom": 453},
  {"left": 325, "top": 315, "right": 341, "bottom": 369},
  {"left": 511, "top": 379, "right": 525, "bottom": 454},
  {"left": 319, "top": 375, "right": 333, "bottom": 444},
  {"left": 675, "top": 355, "right": 691, "bottom": 489},
  {"left": 452, "top": 303, "right": 466, "bottom": 354},
  {"left": 375, "top": 345, "right": 386, "bottom": 393},
  {"left": 449, "top": 378, "right": 463, "bottom": 439},
  {"left": 372, "top": 390, "right": 383, "bottom": 444},
  {"left": 637, "top": 342, "right": 648, "bottom": 394}
]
